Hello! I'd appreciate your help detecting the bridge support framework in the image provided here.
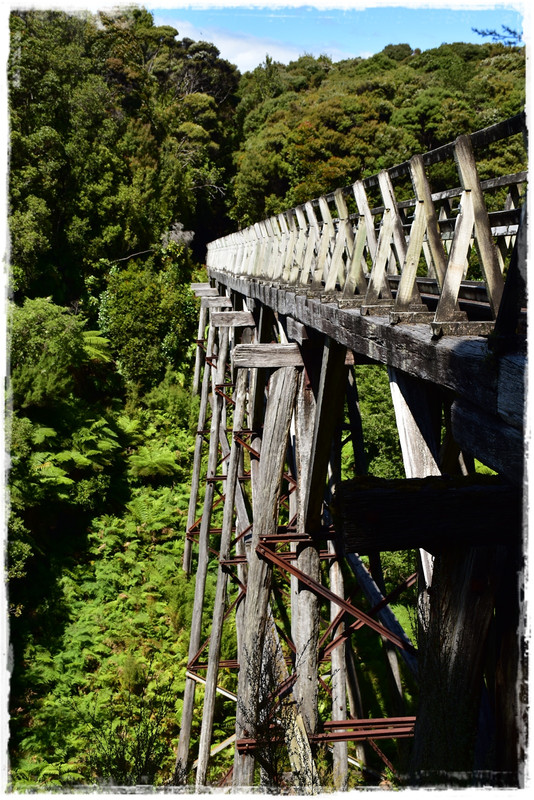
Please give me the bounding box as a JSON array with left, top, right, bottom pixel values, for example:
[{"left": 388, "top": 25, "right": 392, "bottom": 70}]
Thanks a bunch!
[
  {"left": 174, "top": 115, "right": 526, "bottom": 789},
  {"left": 174, "top": 279, "right": 525, "bottom": 789}
]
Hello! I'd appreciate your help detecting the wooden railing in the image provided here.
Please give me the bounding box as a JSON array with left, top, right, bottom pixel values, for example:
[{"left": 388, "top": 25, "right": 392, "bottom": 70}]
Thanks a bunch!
[{"left": 207, "top": 114, "right": 526, "bottom": 337}]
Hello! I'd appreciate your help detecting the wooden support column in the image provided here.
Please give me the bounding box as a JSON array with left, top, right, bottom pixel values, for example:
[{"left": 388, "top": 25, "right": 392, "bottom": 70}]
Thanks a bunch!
[
  {"left": 329, "top": 550, "right": 348, "bottom": 791},
  {"left": 174, "top": 327, "right": 229, "bottom": 784},
  {"left": 303, "top": 337, "right": 348, "bottom": 533},
  {"left": 346, "top": 366, "right": 368, "bottom": 476},
  {"left": 235, "top": 313, "right": 317, "bottom": 788},
  {"left": 387, "top": 367, "right": 442, "bottom": 479},
  {"left": 409, "top": 544, "right": 507, "bottom": 782},
  {"left": 195, "top": 367, "right": 248, "bottom": 787},
  {"left": 233, "top": 365, "right": 300, "bottom": 787},
  {"left": 193, "top": 301, "right": 208, "bottom": 395},
  {"left": 327, "top": 430, "right": 348, "bottom": 791},
  {"left": 247, "top": 304, "right": 277, "bottom": 512},
  {"left": 387, "top": 366, "right": 442, "bottom": 590},
  {"left": 183, "top": 320, "right": 217, "bottom": 574},
  {"left": 493, "top": 542, "right": 525, "bottom": 781},
  {"left": 292, "top": 367, "right": 321, "bottom": 738}
]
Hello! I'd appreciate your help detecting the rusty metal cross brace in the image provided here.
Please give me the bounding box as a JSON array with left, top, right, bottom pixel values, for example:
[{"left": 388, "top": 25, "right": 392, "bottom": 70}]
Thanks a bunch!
[{"left": 256, "top": 540, "right": 416, "bottom": 654}]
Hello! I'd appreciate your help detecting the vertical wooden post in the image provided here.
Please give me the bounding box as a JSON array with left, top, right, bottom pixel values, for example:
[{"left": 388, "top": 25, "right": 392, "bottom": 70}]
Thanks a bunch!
[
  {"left": 388, "top": 366, "right": 442, "bottom": 590},
  {"left": 195, "top": 367, "right": 249, "bottom": 787},
  {"left": 303, "top": 337, "right": 348, "bottom": 533},
  {"left": 193, "top": 302, "right": 208, "bottom": 395},
  {"left": 326, "top": 427, "right": 349, "bottom": 791},
  {"left": 387, "top": 367, "right": 442, "bottom": 479},
  {"left": 183, "top": 320, "right": 217, "bottom": 574},
  {"left": 454, "top": 134, "right": 505, "bottom": 317},
  {"left": 329, "top": 552, "right": 348, "bottom": 790},
  {"left": 409, "top": 544, "right": 507, "bottom": 780},
  {"left": 174, "top": 327, "right": 229, "bottom": 783},
  {"left": 346, "top": 366, "right": 368, "bottom": 475},
  {"left": 233, "top": 366, "right": 300, "bottom": 787},
  {"left": 292, "top": 367, "right": 321, "bottom": 737}
]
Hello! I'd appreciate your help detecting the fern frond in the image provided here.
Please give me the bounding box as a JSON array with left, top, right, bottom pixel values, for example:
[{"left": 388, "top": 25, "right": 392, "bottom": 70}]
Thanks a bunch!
[
  {"left": 128, "top": 446, "right": 179, "bottom": 479},
  {"left": 54, "top": 450, "right": 93, "bottom": 468},
  {"left": 31, "top": 426, "right": 57, "bottom": 445},
  {"left": 82, "top": 330, "right": 112, "bottom": 363}
]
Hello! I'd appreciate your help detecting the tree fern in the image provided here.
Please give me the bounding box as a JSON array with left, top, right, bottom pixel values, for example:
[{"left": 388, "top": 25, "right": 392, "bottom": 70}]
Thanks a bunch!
[
  {"left": 81, "top": 329, "right": 112, "bottom": 363},
  {"left": 128, "top": 445, "right": 180, "bottom": 480},
  {"left": 30, "top": 425, "right": 58, "bottom": 445}
]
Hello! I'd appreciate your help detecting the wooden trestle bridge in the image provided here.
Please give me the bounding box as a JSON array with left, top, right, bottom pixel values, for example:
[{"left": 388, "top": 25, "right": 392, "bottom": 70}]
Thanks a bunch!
[{"left": 174, "top": 113, "right": 527, "bottom": 790}]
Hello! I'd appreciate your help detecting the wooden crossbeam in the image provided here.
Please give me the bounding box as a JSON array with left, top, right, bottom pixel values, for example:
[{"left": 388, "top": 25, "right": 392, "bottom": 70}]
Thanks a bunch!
[
  {"left": 211, "top": 310, "right": 255, "bottom": 327},
  {"left": 201, "top": 296, "right": 233, "bottom": 308},
  {"left": 333, "top": 475, "right": 521, "bottom": 553},
  {"left": 233, "top": 343, "right": 303, "bottom": 367}
]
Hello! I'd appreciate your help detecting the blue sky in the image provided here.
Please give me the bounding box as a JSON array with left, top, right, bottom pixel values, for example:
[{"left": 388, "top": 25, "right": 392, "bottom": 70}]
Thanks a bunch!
[{"left": 146, "top": 2, "right": 528, "bottom": 72}]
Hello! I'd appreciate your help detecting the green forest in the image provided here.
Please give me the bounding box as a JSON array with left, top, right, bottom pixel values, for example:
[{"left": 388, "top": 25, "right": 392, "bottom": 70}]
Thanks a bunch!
[{"left": 5, "top": 7, "right": 526, "bottom": 789}]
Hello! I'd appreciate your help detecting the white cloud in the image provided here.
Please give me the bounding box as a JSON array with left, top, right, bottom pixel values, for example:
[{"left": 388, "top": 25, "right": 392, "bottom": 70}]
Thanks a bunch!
[
  {"left": 173, "top": 19, "right": 303, "bottom": 71},
  {"left": 158, "top": 17, "right": 357, "bottom": 72}
]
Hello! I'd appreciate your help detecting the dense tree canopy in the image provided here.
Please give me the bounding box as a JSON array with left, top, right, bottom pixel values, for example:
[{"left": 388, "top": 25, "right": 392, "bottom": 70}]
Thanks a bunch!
[
  {"left": 8, "top": 8, "right": 238, "bottom": 305},
  {"left": 6, "top": 5, "right": 526, "bottom": 790},
  {"left": 228, "top": 41, "right": 525, "bottom": 223}
]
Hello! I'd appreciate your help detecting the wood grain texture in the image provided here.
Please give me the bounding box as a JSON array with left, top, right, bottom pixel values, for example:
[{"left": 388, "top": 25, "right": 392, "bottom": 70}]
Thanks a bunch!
[{"left": 334, "top": 475, "right": 521, "bottom": 553}]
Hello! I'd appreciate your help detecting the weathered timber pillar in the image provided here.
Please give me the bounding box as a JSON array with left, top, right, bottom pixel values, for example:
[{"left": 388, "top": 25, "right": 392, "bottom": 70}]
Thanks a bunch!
[
  {"left": 292, "top": 367, "right": 321, "bottom": 738},
  {"left": 329, "top": 549, "right": 348, "bottom": 791},
  {"left": 183, "top": 320, "right": 217, "bottom": 574},
  {"left": 327, "top": 428, "right": 348, "bottom": 791},
  {"left": 348, "top": 365, "right": 411, "bottom": 716},
  {"left": 493, "top": 542, "right": 525, "bottom": 782},
  {"left": 195, "top": 367, "right": 248, "bottom": 787},
  {"left": 303, "top": 337, "right": 348, "bottom": 532},
  {"left": 346, "top": 365, "right": 368, "bottom": 475},
  {"left": 387, "top": 367, "right": 442, "bottom": 479},
  {"left": 409, "top": 544, "right": 507, "bottom": 783},
  {"left": 387, "top": 366, "right": 442, "bottom": 592},
  {"left": 233, "top": 365, "right": 300, "bottom": 787},
  {"left": 174, "top": 327, "right": 229, "bottom": 783},
  {"left": 193, "top": 301, "right": 208, "bottom": 395},
  {"left": 248, "top": 304, "right": 276, "bottom": 505}
]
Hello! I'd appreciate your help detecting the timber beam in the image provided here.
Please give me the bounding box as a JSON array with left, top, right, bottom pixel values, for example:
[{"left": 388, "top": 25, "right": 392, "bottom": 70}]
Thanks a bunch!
[
  {"left": 333, "top": 475, "right": 522, "bottom": 554},
  {"left": 211, "top": 310, "right": 256, "bottom": 327},
  {"left": 208, "top": 272, "right": 525, "bottom": 433}
]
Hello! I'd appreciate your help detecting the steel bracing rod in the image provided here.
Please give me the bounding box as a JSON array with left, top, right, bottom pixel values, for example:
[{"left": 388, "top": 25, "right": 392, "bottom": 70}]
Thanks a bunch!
[
  {"left": 320, "top": 572, "right": 419, "bottom": 660},
  {"left": 256, "top": 542, "right": 415, "bottom": 654},
  {"left": 188, "top": 588, "right": 245, "bottom": 672},
  {"left": 237, "top": 716, "right": 416, "bottom": 749},
  {"left": 317, "top": 581, "right": 363, "bottom": 650},
  {"left": 310, "top": 729, "right": 415, "bottom": 743},
  {"left": 322, "top": 715, "right": 416, "bottom": 729}
]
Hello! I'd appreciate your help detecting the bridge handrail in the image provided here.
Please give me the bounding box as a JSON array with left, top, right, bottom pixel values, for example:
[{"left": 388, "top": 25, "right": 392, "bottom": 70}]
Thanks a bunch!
[{"left": 207, "top": 113, "right": 527, "bottom": 338}]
